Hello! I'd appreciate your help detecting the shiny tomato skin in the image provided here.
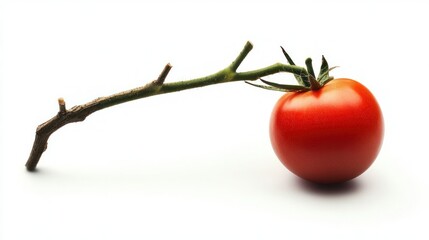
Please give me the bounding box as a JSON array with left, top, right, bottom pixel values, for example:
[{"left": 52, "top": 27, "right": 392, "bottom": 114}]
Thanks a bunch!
[{"left": 270, "top": 78, "right": 384, "bottom": 184}]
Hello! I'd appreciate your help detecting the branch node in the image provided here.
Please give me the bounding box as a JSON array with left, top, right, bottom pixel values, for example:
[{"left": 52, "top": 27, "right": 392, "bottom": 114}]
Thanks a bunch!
[
  {"left": 153, "top": 63, "right": 172, "bottom": 85},
  {"left": 229, "top": 41, "right": 253, "bottom": 72},
  {"left": 58, "top": 97, "right": 66, "bottom": 114}
]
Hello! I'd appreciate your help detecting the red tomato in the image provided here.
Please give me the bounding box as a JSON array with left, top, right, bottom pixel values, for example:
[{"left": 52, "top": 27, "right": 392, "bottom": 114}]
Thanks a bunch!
[{"left": 270, "top": 78, "right": 384, "bottom": 184}]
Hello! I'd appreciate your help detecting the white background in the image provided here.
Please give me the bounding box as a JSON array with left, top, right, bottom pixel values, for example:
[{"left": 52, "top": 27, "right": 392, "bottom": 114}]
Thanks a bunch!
[{"left": 1, "top": 0, "right": 428, "bottom": 239}]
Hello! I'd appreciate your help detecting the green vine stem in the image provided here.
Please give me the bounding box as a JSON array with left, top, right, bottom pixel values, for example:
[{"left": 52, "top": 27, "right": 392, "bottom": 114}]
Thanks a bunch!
[{"left": 25, "top": 41, "right": 308, "bottom": 171}]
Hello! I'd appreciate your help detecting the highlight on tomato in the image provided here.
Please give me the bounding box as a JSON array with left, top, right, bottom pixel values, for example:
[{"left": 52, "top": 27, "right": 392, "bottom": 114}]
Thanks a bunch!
[{"left": 247, "top": 47, "right": 384, "bottom": 184}]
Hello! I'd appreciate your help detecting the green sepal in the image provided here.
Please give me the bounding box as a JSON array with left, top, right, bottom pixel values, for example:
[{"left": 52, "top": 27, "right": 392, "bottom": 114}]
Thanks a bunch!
[
  {"left": 245, "top": 81, "right": 290, "bottom": 92},
  {"left": 321, "top": 77, "right": 334, "bottom": 86},
  {"left": 280, "top": 46, "right": 307, "bottom": 87},
  {"left": 245, "top": 80, "right": 308, "bottom": 92},
  {"left": 317, "top": 55, "right": 331, "bottom": 83},
  {"left": 246, "top": 48, "right": 338, "bottom": 93},
  {"left": 280, "top": 46, "right": 296, "bottom": 65},
  {"left": 319, "top": 66, "right": 338, "bottom": 85},
  {"left": 260, "top": 79, "right": 309, "bottom": 92}
]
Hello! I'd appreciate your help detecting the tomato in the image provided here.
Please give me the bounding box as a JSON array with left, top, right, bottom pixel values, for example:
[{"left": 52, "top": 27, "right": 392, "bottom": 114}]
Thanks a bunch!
[{"left": 269, "top": 78, "right": 384, "bottom": 184}]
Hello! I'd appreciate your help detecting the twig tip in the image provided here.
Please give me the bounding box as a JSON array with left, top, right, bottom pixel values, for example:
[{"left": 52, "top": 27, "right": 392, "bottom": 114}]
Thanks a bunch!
[
  {"left": 154, "top": 63, "right": 173, "bottom": 85},
  {"left": 58, "top": 97, "right": 66, "bottom": 114},
  {"left": 245, "top": 41, "right": 253, "bottom": 49}
]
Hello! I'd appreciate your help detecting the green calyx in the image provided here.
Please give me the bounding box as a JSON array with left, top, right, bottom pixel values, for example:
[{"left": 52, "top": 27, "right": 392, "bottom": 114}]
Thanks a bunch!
[{"left": 245, "top": 46, "right": 337, "bottom": 92}]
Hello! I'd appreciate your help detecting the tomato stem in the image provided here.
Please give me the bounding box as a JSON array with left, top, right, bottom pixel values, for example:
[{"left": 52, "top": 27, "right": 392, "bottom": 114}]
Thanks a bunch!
[
  {"left": 305, "top": 57, "right": 315, "bottom": 79},
  {"left": 308, "top": 74, "right": 322, "bottom": 90},
  {"left": 25, "top": 41, "right": 316, "bottom": 171}
]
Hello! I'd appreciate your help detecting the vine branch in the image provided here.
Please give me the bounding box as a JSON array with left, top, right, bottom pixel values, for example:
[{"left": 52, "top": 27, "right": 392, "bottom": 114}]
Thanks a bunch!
[{"left": 25, "top": 41, "right": 307, "bottom": 171}]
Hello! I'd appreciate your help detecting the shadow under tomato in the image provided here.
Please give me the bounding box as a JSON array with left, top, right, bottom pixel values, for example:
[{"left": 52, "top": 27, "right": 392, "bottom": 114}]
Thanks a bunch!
[{"left": 295, "top": 177, "right": 361, "bottom": 196}]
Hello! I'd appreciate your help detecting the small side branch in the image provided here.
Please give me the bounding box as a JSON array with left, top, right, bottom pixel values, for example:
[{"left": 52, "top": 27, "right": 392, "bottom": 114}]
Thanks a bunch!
[
  {"left": 154, "top": 63, "right": 172, "bottom": 85},
  {"left": 58, "top": 98, "right": 66, "bottom": 114},
  {"left": 229, "top": 41, "right": 253, "bottom": 72},
  {"left": 25, "top": 41, "right": 307, "bottom": 171}
]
